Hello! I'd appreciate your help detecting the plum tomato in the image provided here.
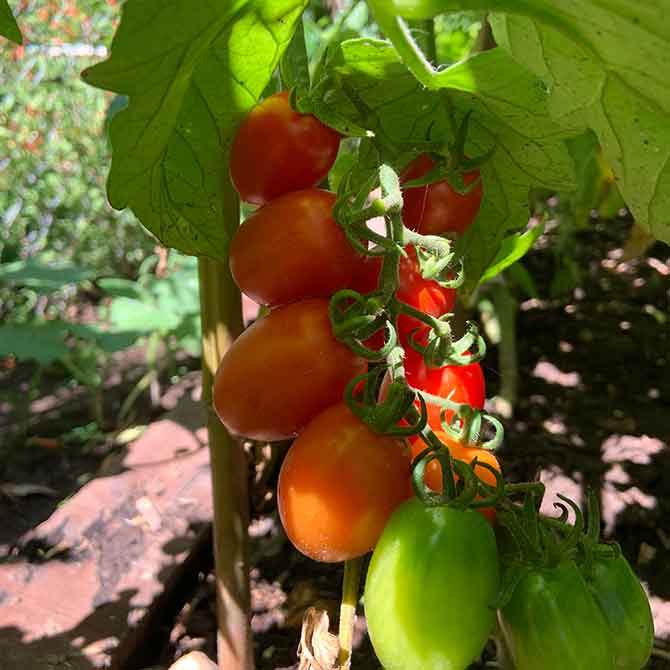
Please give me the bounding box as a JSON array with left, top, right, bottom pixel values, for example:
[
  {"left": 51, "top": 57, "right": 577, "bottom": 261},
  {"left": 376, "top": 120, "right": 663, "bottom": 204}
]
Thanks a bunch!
[
  {"left": 401, "top": 153, "right": 482, "bottom": 236},
  {"left": 229, "top": 189, "right": 364, "bottom": 306},
  {"left": 230, "top": 91, "right": 340, "bottom": 205},
  {"left": 277, "top": 403, "right": 412, "bottom": 562},
  {"left": 213, "top": 299, "right": 366, "bottom": 441},
  {"left": 365, "top": 498, "right": 500, "bottom": 670},
  {"left": 409, "top": 431, "right": 500, "bottom": 522}
]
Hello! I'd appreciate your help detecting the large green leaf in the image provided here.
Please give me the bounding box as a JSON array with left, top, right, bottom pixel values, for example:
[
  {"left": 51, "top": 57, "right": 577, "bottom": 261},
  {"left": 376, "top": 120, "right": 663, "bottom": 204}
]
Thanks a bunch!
[
  {"left": 488, "top": 7, "right": 670, "bottom": 242},
  {"left": 83, "top": 0, "right": 308, "bottom": 260},
  {"left": 0, "top": 323, "right": 69, "bottom": 365},
  {"left": 311, "top": 39, "right": 575, "bottom": 287},
  {"left": 0, "top": 0, "right": 21, "bottom": 44}
]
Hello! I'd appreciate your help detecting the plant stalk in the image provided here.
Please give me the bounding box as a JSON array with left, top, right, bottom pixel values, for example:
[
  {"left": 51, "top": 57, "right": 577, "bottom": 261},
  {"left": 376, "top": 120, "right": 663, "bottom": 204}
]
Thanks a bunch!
[
  {"left": 338, "top": 556, "right": 363, "bottom": 668},
  {"left": 198, "top": 183, "right": 251, "bottom": 669}
]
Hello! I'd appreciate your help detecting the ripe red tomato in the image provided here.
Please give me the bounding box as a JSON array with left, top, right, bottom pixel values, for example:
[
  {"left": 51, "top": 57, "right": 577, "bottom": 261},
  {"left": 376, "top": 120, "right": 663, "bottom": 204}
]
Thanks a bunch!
[
  {"left": 229, "top": 189, "right": 364, "bottom": 306},
  {"left": 409, "top": 432, "right": 500, "bottom": 522},
  {"left": 213, "top": 299, "right": 366, "bottom": 441},
  {"left": 380, "top": 348, "right": 485, "bottom": 431},
  {"left": 401, "top": 154, "right": 482, "bottom": 235},
  {"left": 230, "top": 91, "right": 341, "bottom": 205},
  {"left": 277, "top": 403, "right": 412, "bottom": 562},
  {"left": 350, "top": 246, "right": 456, "bottom": 347}
]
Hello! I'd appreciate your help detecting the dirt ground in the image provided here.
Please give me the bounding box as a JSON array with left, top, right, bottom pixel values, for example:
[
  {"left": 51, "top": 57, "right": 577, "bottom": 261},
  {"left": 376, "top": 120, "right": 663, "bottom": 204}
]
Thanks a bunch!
[{"left": 1, "top": 214, "right": 669, "bottom": 669}]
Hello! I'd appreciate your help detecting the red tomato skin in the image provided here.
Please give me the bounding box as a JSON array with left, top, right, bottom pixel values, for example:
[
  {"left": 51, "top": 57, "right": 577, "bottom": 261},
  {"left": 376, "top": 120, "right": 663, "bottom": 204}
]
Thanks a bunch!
[
  {"left": 409, "top": 432, "right": 500, "bottom": 523},
  {"left": 349, "top": 247, "right": 456, "bottom": 348},
  {"left": 380, "top": 348, "right": 485, "bottom": 431},
  {"left": 229, "top": 189, "right": 363, "bottom": 306},
  {"left": 401, "top": 154, "right": 482, "bottom": 235},
  {"left": 213, "top": 299, "right": 366, "bottom": 441},
  {"left": 230, "top": 91, "right": 341, "bottom": 205},
  {"left": 278, "top": 403, "right": 413, "bottom": 562}
]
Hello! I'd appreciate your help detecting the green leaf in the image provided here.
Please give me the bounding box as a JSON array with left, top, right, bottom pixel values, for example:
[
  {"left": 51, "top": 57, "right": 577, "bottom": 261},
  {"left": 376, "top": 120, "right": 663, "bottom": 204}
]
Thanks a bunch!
[
  {"left": 68, "top": 323, "right": 144, "bottom": 353},
  {"left": 311, "top": 39, "right": 575, "bottom": 287},
  {"left": 281, "top": 17, "right": 311, "bottom": 92},
  {"left": 83, "top": 0, "right": 308, "bottom": 260},
  {"left": 488, "top": 4, "right": 670, "bottom": 243},
  {"left": 0, "top": 322, "right": 68, "bottom": 364},
  {"left": 108, "top": 297, "right": 181, "bottom": 334},
  {"left": 479, "top": 222, "right": 545, "bottom": 284},
  {"left": 0, "top": 0, "right": 22, "bottom": 44},
  {"left": 0, "top": 259, "right": 95, "bottom": 291}
]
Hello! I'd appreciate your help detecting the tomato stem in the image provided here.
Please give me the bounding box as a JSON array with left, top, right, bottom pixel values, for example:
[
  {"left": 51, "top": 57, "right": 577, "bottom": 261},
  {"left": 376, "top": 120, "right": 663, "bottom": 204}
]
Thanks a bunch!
[{"left": 338, "top": 557, "right": 363, "bottom": 668}]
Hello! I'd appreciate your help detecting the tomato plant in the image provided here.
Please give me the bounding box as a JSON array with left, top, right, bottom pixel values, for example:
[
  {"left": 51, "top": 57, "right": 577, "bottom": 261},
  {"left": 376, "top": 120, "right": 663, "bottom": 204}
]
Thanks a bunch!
[
  {"left": 277, "top": 402, "right": 412, "bottom": 562},
  {"left": 229, "top": 189, "right": 364, "bottom": 306},
  {"left": 401, "top": 154, "right": 482, "bottom": 236},
  {"left": 500, "top": 561, "right": 615, "bottom": 670},
  {"left": 584, "top": 555, "right": 654, "bottom": 670},
  {"left": 229, "top": 91, "right": 341, "bottom": 206},
  {"left": 408, "top": 432, "right": 500, "bottom": 522},
  {"left": 351, "top": 245, "right": 456, "bottom": 346},
  {"left": 364, "top": 498, "right": 499, "bottom": 670},
  {"left": 213, "top": 299, "right": 366, "bottom": 441}
]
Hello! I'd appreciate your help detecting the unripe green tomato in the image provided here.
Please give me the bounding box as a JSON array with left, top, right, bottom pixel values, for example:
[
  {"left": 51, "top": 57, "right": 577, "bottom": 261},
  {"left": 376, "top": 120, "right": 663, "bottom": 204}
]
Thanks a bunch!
[
  {"left": 364, "top": 498, "right": 500, "bottom": 670},
  {"left": 500, "top": 561, "right": 615, "bottom": 670},
  {"left": 585, "top": 555, "right": 654, "bottom": 670}
]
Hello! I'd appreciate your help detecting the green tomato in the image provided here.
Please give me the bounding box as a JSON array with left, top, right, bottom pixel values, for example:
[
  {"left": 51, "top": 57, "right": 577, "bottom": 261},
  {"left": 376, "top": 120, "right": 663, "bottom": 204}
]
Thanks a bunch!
[
  {"left": 500, "top": 561, "right": 615, "bottom": 670},
  {"left": 585, "top": 555, "right": 654, "bottom": 670},
  {"left": 364, "top": 498, "right": 499, "bottom": 670}
]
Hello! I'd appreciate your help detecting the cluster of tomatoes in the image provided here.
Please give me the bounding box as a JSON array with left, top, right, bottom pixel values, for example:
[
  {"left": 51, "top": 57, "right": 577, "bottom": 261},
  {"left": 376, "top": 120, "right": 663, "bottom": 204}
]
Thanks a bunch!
[
  {"left": 214, "top": 90, "right": 491, "bottom": 561},
  {"left": 213, "top": 91, "right": 654, "bottom": 670}
]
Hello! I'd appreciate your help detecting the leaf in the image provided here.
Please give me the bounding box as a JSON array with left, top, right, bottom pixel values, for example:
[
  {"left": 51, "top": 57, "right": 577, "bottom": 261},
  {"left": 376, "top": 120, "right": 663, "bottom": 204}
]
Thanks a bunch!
[
  {"left": 83, "top": 0, "right": 308, "bottom": 260},
  {"left": 68, "top": 323, "right": 144, "bottom": 353},
  {"left": 0, "top": 258, "right": 95, "bottom": 291},
  {"left": 479, "top": 221, "right": 545, "bottom": 284},
  {"left": 108, "top": 297, "right": 181, "bottom": 334},
  {"left": 488, "top": 4, "right": 670, "bottom": 243},
  {"left": 0, "top": 322, "right": 69, "bottom": 364},
  {"left": 0, "top": 0, "right": 22, "bottom": 45},
  {"left": 311, "top": 40, "right": 575, "bottom": 287}
]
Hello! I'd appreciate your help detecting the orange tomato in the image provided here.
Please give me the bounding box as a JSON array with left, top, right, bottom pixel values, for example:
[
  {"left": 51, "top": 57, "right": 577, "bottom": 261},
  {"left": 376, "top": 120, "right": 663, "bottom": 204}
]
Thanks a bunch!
[
  {"left": 278, "top": 403, "right": 413, "bottom": 562},
  {"left": 409, "top": 432, "right": 501, "bottom": 523}
]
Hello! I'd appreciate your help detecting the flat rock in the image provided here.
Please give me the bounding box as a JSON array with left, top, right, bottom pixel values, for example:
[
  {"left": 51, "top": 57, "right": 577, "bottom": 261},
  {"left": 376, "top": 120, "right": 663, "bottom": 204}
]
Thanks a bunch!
[{"left": 0, "top": 391, "right": 211, "bottom": 670}]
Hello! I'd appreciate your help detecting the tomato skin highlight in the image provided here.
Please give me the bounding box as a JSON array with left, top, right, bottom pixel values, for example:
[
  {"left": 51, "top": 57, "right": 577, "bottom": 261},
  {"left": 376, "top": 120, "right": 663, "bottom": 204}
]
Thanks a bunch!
[
  {"left": 408, "top": 431, "right": 500, "bottom": 523},
  {"left": 500, "top": 561, "right": 615, "bottom": 670},
  {"left": 229, "top": 189, "right": 363, "bottom": 306},
  {"left": 213, "top": 299, "right": 366, "bottom": 441},
  {"left": 277, "top": 403, "right": 412, "bottom": 563},
  {"left": 230, "top": 91, "right": 340, "bottom": 205},
  {"left": 585, "top": 555, "right": 654, "bottom": 670},
  {"left": 364, "top": 498, "right": 499, "bottom": 670},
  {"left": 401, "top": 154, "right": 482, "bottom": 236}
]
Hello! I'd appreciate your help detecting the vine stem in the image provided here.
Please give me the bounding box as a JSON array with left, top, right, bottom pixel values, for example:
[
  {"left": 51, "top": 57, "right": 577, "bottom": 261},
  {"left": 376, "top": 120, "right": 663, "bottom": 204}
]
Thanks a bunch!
[
  {"left": 198, "top": 176, "right": 253, "bottom": 669},
  {"left": 338, "top": 557, "right": 363, "bottom": 668}
]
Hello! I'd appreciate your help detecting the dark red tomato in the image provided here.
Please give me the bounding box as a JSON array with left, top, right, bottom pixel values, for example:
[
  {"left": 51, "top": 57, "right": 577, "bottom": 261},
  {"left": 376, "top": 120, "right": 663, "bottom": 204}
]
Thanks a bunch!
[
  {"left": 408, "top": 431, "right": 500, "bottom": 523},
  {"left": 350, "top": 246, "right": 456, "bottom": 347},
  {"left": 229, "top": 189, "right": 364, "bottom": 306},
  {"left": 213, "top": 299, "right": 366, "bottom": 441},
  {"left": 401, "top": 154, "right": 482, "bottom": 235},
  {"left": 381, "top": 348, "right": 485, "bottom": 432},
  {"left": 230, "top": 91, "right": 341, "bottom": 205},
  {"left": 278, "top": 403, "right": 412, "bottom": 562}
]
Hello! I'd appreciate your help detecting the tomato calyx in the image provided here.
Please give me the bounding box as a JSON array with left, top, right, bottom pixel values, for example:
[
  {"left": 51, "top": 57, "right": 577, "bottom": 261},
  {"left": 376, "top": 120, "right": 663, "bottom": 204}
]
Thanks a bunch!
[{"left": 343, "top": 365, "right": 427, "bottom": 438}]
